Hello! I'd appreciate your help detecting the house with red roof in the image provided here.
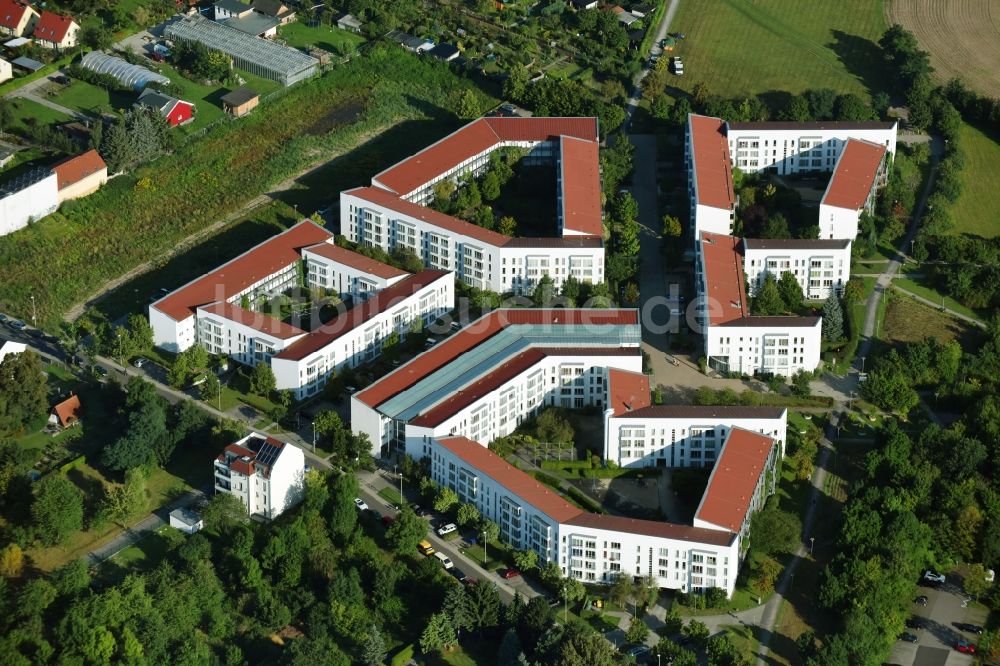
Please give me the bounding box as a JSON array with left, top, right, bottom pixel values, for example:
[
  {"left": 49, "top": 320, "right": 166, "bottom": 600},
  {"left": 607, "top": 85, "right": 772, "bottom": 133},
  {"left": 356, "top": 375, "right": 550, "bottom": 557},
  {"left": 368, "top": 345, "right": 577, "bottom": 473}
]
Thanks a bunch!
[
  {"left": 134, "top": 88, "right": 195, "bottom": 127},
  {"left": 31, "top": 10, "right": 78, "bottom": 49},
  {"left": 0, "top": 0, "right": 38, "bottom": 38},
  {"left": 49, "top": 394, "right": 82, "bottom": 428},
  {"left": 51, "top": 149, "right": 107, "bottom": 203},
  {"left": 214, "top": 432, "right": 305, "bottom": 519},
  {"left": 342, "top": 116, "right": 605, "bottom": 295},
  {"left": 818, "top": 138, "right": 889, "bottom": 240}
]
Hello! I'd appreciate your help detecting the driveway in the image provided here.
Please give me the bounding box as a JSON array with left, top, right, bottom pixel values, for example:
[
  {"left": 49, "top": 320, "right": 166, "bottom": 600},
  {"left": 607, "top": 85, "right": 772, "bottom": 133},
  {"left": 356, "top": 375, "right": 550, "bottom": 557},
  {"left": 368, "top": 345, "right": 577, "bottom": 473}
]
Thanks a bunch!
[{"left": 886, "top": 578, "right": 985, "bottom": 666}]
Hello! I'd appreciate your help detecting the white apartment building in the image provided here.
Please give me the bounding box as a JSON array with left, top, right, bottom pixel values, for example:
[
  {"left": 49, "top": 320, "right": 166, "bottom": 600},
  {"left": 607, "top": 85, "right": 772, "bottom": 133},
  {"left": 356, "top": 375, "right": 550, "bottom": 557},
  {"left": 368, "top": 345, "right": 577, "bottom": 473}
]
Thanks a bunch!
[
  {"left": 343, "top": 116, "right": 605, "bottom": 295},
  {"left": 686, "top": 114, "right": 737, "bottom": 240},
  {"left": 302, "top": 241, "right": 408, "bottom": 301},
  {"left": 213, "top": 433, "right": 305, "bottom": 520},
  {"left": 270, "top": 270, "right": 454, "bottom": 400},
  {"left": 604, "top": 405, "right": 787, "bottom": 468},
  {"left": 817, "top": 138, "right": 889, "bottom": 240},
  {"left": 150, "top": 220, "right": 333, "bottom": 352},
  {"left": 351, "top": 309, "right": 643, "bottom": 459},
  {"left": 195, "top": 301, "right": 307, "bottom": 367},
  {"left": 725, "top": 120, "right": 896, "bottom": 175},
  {"left": 698, "top": 233, "right": 822, "bottom": 376},
  {"left": 0, "top": 167, "right": 58, "bottom": 237},
  {"left": 742, "top": 238, "right": 852, "bottom": 300}
]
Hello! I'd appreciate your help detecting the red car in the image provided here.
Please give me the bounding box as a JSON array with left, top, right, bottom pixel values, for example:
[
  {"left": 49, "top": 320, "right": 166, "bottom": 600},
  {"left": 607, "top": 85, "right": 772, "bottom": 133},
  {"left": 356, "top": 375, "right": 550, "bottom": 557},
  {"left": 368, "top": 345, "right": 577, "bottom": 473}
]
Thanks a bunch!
[
  {"left": 381, "top": 515, "right": 394, "bottom": 527},
  {"left": 955, "top": 640, "right": 976, "bottom": 654},
  {"left": 501, "top": 568, "right": 520, "bottom": 580}
]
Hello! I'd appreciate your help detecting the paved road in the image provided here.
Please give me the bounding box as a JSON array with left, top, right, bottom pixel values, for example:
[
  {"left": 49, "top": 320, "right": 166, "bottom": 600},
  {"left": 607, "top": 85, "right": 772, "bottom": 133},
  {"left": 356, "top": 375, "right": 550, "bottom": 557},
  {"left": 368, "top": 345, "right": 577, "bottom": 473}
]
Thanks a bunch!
[
  {"left": 86, "top": 488, "right": 205, "bottom": 565},
  {"left": 622, "top": 0, "right": 681, "bottom": 129}
]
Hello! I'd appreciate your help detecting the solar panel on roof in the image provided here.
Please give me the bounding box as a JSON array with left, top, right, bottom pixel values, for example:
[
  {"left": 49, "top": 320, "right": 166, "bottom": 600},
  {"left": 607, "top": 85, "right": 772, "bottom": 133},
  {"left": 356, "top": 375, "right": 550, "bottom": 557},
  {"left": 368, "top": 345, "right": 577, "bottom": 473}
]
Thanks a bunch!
[{"left": 255, "top": 441, "right": 281, "bottom": 468}]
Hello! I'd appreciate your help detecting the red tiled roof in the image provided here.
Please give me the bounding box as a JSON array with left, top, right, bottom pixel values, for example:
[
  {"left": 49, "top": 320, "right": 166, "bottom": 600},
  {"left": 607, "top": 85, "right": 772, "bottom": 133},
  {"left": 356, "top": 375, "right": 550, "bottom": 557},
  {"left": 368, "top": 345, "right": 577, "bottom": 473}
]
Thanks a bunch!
[
  {"left": 302, "top": 242, "right": 408, "bottom": 280},
  {"left": 699, "top": 232, "right": 747, "bottom": 325},
  {"left": 411, "top": 347, "right": 642, "bottom": 427},
  {"left": 52, "top": 394, "right": 81, "bottom": 428},
  {"left": 563, "top": 513, "right": 737, "bottom": 547},
  {"left": 345, "top": 186, "right": 512, "bottom": 247},
  {"left": 51, "top": 149, "right": 106, "bottom": 190},
  {"left": 688, "top": 114, "right": 735, "bottom": 210},
  {"left": 271, "top": 270, "right": 451, "bottom": 361},
  {"left": 559, "top": 136, "right": 603, "bottom": 237},
  {"left": 694, "top": 428, "right": 774, "bottom": 532},
  {"left": 33, "top": 10, "right": 74, "bottom": 43},
  {"left": 821, "top": 138, "right": 887, "bottom": 210},
  {"left": 198, "top": 302, "right": 306, "bottom": 339},
  {"left": 436, "top": 436, "right": 584, "bottom": 523},
  {"left": 606, "top": 368, "right": 650, "bottom": 416},
  {"left": 0, "top": 0, "right": 33, "bottom": 31},
  {"left": 152, "top": 220, "right": 333, "bottom": 322},
  {"left": 483, "top": 116, "right": 598, "bottom": 143},
  {"left": 355, "top": 309, "right": 640, "bottom": 409}
]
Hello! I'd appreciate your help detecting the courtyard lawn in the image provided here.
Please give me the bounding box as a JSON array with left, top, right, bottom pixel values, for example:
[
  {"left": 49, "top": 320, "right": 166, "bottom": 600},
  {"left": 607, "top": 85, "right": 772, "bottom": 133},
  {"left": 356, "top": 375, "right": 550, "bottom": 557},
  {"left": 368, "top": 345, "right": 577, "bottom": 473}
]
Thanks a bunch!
[
  {"left": 947, "top": 122, "right": 1000, "bottom": 238},
  {"left": 667, "top": 0, "right": 888, "bottom": 100},
  {"left": 278, "top": 22, "right": 366, "bottom": 54}
]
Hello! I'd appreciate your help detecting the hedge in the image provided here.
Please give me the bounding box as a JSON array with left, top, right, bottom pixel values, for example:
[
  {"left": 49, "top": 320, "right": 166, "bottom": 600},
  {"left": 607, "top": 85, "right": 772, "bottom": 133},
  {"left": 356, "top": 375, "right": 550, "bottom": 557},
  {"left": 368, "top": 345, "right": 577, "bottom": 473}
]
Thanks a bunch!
[
  {"left": 59, "top": 455, "right": 86, "bottom": 474},
  {"left": 390, "top": 644, "right": 414, "bottom": 666},
  {"left": 540, "top": 459, "right": 592, "bottom": 471}
]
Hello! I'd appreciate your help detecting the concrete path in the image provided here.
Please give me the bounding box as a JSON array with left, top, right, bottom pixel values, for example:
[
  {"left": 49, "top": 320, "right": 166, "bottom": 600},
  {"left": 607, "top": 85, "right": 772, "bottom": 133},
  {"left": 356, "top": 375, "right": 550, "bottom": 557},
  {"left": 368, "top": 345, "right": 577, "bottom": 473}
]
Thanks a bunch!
[{"left": 622, "top": 0, "right": 681, "bottom": 129}]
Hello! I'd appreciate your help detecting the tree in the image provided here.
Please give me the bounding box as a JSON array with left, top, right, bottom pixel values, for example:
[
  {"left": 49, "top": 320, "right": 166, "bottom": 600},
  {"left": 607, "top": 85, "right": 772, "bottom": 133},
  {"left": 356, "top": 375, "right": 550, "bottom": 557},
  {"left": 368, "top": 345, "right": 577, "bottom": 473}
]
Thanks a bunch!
[
  {"left": 681, "top": 619, "right": 710, "bottom": 649},
  {"left": 0, "top": 543, "right": 23, "bottom": 577},
  {"left": 363, "top": 624, "right": 387, "bottom": 666},
  {"left": 100, "top": 106, "right": 171, "bottom": 172},
  {"left": 385, "top": 508, "right": 426, "bottom": 555},
  {"left": 821, "top": 293, "right": 845, "bottom": 341},
  {"left": 842, "top": 278, "right": 865, "bottom": 304},
  {"left": 497, "top": 628, "right": 523, "bottom": 666},
  {"left": 777, "top": 272, "right": 804, "bottom": 311},
  {"left": 662, "top": 214, "right": 683, "bottom": 238},
  {"left": 79, "top": 20, "right": 113, "bottom": 49},
  {"left": 623, "top": 282, "right": 640, "bottom": 303},
  {"left": 834, "top": 93, "right": 874, "bottom": 121},
  {"left": 551, "top": 622, "right": 617, "bottom": 666},
  {"left": 249, "top": 363, "right": 276, "bottom": 397},
  {"left": 609, "top": 574, "right": 634, "bottom": 612},
  {"left": 535, "top": 409, "right": 574, "bottom": 444},
  {"left": 498, "top": 215, "right": 517, "bottom": 236},
  {"left": 480, "top": 518, "right": 500, "bottom": 544},
  {"left": 512, "top": 549, "right": 538, "bottom": 572},
  {"left": 761, "top": 213, "right": 791, "bottom": 239},
  {"left": 455, "top": 89, "right": 481, "bottom": 119},
  {"left": 101, "top": 468, "right": 147, "bottom": 526},
  {"left": 442, "top": 584, "right": 472, "bottom": 633},
  {"left": 750, "top": 501, "right": 802, "bottom": 555},
  {"left": 329, "top": 473, "right": 359, "bottom": 543},
  {"left": 625, "top": 616, "right": 649, "bottom": 644},
  {"left": 434, "top": 486, "right": 459, "bottom": 514},
  {"left": 780, "top": 95, "right": 812, "bottom": 121},
  {"left": 0, "top": 350, "right": 48, "bottom": 435},
  {"left": 420, "top": 611, "right": 457, "bottom": 654},
  {"left": 963, "top": 563, "right": 991, "bottom": 599},
  {"left": 466, "top": 580, "right": 502, "bottom": 632},
  {"left": 456, "top": 502, "right": 480, "bottom": 527},
  {"left": 32, "top": 475, "right": 84, "bottom": 546},
  {"left": 860, "top": 370, "right": 919, "bottom": 414},
  {"left": 51, "top": 558, "right": 90, "bottom": 597},
  {"left": 749, "top": 555, "right": 783, "bottom": 597},
  {"left": 503, "top": 64, "right": 530, "bottom": 100},
  {"left": 199, "top": 371, "right": 221, "bottom": 404},
  {"left": 203, "top": 491, "right": 248, "bottom": 531},
  {"left": 752, "top": 274, "right": 785, "bottom": 315},
  {"left": 532, "top": 274, "right": 556, "bottom": 306},
  {"left": 101, "top": 399, "right": 168, "bottom": 470}
]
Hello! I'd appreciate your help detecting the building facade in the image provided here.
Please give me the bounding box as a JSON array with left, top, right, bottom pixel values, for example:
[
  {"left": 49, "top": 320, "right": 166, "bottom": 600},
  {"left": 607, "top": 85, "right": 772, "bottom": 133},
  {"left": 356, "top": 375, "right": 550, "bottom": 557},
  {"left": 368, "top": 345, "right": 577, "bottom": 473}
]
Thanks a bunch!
[
  {"left": 0, "top": 0, "right": 39, "bottom": 37},
  {"left": 604, "top": 405, "right": 787, "bottom": 468},
  {"left": 742, "top": 238, "right": 852, "bottom": 300},
  {"left": 213, "top": 433, "right": 305, "bottom": 520},
  {"left": 817, "top": 138, "right": 890, "bottom": 240},
  {"left": 302, "top": 241, "right": 408, "bottom": 301},
  {"left": 0, "top": 167, "right": 58, "bottom": 237}
]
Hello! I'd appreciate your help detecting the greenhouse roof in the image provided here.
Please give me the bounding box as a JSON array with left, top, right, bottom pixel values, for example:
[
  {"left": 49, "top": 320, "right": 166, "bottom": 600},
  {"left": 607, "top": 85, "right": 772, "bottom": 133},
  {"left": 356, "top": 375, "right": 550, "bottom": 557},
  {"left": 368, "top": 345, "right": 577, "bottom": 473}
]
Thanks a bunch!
[{"left": 80, "top": 51, "right": 170, "bottom": 90}]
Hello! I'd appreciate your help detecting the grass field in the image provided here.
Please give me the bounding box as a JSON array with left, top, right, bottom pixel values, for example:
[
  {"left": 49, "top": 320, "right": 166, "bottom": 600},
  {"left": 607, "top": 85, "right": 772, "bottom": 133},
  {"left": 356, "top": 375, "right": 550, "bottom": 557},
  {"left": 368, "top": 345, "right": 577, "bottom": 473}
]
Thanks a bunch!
[
  {"left": 947, "top": 122, "right": 1000, "bottom": 239},
  {"left": 6, "top": 97, "right": 73, "bottom": 131},
  {"left": 892, "top": 278, "right": 983, "bottom": 322},
  {"left": 667, "top": 0, "right": 888, "bottom": 100},
  {"left": 278, "top": 22, "right": 366, "bottom": 54},
  {"left": 884, "top": 0, "right": 1000, "bottom": 97},
  {"left": 883, "top": 288, "right": 976, "bottom": 348}
]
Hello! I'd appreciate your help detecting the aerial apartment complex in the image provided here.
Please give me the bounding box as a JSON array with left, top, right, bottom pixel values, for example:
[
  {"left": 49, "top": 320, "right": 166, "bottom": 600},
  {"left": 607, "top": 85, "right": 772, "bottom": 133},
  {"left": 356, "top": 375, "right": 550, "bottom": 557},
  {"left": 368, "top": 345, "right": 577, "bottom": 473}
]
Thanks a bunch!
[
  {"left": 341, "top": 116, "right": 606, "bottom": 295},
  {"left": 742, "top": 238, "right": 852, "bottom": 301},
  {"left": 213, "top": 433, "right": 305, "bottom": 520},
  {"left": 149, "top": 220, "right": 454, "bottom": 399}
]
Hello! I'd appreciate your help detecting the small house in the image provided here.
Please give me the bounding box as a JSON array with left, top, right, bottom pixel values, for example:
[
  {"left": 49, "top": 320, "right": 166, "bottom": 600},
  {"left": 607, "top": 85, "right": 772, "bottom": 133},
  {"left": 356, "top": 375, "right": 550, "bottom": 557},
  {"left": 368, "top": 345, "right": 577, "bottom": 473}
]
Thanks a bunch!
[
  {"left": 611, "top": 6, "right": 638, "bottom": 26},
  {"left": 403, "top": 36, "right": 434, "bottom": 53},
  {"left": 220, "top": 86, "right": 259, "bottom": 117},
  {"left": 570, "top": 0, "right": 598, "bottom": 9},
  {"left": 222, "top": 12, "right": 279, "bottom": 38},
  {"left": 32, "top": 10, "right": 78, "bottom": 50},
  {"left": 428, "top": 43, "right": 459, "bottom": 62},
  {"left": 336, "top": 13, "right": 362, "bottom": 34},
  {"left": 134, "top": 88, "right": 195, "bottom": 127},
  {"left": 629, "top": 3, "right": 654, "bottom": 17},
  {"left": 252, "top": 0, "right": 295, "bottom": 24},
  {"left": 0, "top": 0, "right": 39, "bottom": 38},
  {"left": 10, "top": 54, "right": 42, "bottom": 72},
  {"left": 49, "top": 394, "right": 82, "bottom": 429},
  {"left": 51, "top": 149, "right": 108, "bottom": 203},
  {"left": 169, "top": 508, "right": 204, "bottom": 534},
  {"left": 213, "top": 0, "right": 253, "bottom": 22}
]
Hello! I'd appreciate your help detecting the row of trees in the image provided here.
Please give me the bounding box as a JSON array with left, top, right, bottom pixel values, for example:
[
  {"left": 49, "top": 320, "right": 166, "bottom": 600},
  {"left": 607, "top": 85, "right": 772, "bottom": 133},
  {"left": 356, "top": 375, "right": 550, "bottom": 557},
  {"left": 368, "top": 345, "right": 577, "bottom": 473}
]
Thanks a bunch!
[{"left": 750, "top": 272, "right": 805, "bottom": 316}]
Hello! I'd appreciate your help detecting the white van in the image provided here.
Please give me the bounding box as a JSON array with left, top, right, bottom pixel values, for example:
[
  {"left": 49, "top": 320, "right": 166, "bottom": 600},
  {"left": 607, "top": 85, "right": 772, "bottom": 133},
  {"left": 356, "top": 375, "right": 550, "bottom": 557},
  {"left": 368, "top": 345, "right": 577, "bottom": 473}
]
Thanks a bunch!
[{"left": 434, "top": 552, "right": 454, "bottom": 569}]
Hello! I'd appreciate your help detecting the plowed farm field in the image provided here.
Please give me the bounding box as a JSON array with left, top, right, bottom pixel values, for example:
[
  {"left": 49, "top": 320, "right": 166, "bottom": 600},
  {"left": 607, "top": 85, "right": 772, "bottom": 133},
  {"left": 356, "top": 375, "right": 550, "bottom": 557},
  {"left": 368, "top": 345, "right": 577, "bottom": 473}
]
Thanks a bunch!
[{"left": 884, "top": 0, "right": 1000, "bottom": 97}]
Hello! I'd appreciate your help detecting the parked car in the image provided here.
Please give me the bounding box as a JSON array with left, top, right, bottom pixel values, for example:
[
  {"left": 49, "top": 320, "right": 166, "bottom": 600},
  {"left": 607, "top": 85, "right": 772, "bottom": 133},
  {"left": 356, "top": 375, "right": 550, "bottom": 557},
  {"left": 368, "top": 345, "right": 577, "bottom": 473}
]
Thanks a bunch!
[
  {"left": 417, "top": 539, "right": 435, "bottom": 556},
  {"left": 955, "top": 639, "right": 976, "bottom": 654},
  {"left": 914, "top": 595, "right": 928, "bottom": 606},
  {"left": 923, "top": 570, "right": 946, "bottom": 584},
  {"left": 9, "top": 320, "right": 26, "bottom": 330},
  {"left": 671, "top": 56, "right": 684, "bottom": 75},
  {"left": 381, "top": 515, "right": 394, "bottom": 527},
  {"left": 95, "top": 366, "right": 109, "bottom": 378},
  {"left": 449, "top": 567, "right": 467, "bottom": 582},
  {"left": 899, "top": 633, "right": 918, "bottom": 643},
  {"left": 354, "top": 498, "right": 368, "bottom": 511},
  {"left": 436, "top": 523, "right": 457, "bottom": 537},
  {"left": 905, "top": 617, "right": 923, "bottom": 629},
  {"left": 0, "top": 314, "right": 6, "bottom": 323},
  {"left": 133, "top": 357, "right": 149, "bottom": 368},
  {"left": 955, "top": 623, "right": 984, "bottom": 635},
  {"left": 345, "top": 386, "right": 357, "bottom": 393},
  {"left": 434, "top": 552, "right": 454, "bottom": 569},
  {"left": 501, "top": 568, "right": 520, "bottom": 580},
  {"left": 413, "top": 504, "right": 427, "bottom": 517},
  {"left": 625, "top": 644, "right": 651, "bottom": 661}
]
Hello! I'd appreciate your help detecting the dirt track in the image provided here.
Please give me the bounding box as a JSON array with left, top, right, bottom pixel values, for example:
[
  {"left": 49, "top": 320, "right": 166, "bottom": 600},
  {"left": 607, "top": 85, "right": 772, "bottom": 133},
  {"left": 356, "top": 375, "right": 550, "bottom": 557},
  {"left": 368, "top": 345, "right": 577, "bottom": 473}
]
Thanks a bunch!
[{"left": 885, "top": 0, "right": 1000, "bottom": 97}]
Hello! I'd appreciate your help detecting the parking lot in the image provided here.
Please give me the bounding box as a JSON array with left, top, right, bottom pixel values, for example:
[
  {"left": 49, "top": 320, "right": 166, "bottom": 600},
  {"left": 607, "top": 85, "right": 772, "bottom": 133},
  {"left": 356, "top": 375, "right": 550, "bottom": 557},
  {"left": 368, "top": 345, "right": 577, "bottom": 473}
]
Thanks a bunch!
[{"left": 886, "top": 575, "right": 987, "bottom": 666}]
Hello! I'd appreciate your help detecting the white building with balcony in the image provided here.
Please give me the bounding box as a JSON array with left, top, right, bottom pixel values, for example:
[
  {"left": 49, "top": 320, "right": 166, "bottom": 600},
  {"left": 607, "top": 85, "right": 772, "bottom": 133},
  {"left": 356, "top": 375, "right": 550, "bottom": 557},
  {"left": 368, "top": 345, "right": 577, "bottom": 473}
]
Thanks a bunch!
[
  {"left": 686, "top": 114, "right": 737, "bottom": 240},
  {"left": 742, "top": 238, "right": 852, "bottom": 300},
  {"left": 604, "top": 405, "right": 787, "bottom": 468},
  {"left": 302, "top": 241, "right": 408, "bottom": 301},
  {"left": 817, "top": 138, "right": 890, "bottom": 240},
  {"left": 213, "top": 433, "right": 305, "bottom": 520}
]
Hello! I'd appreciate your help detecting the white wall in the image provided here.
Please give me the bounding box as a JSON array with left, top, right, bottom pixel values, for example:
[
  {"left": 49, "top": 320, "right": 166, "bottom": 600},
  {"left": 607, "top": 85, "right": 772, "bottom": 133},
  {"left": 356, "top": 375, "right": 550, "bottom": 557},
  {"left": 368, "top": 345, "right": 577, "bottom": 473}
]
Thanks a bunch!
[
  {"left": 726, "top": 124, "right": 897, "bottom": 175},
  {"left": 268, "top": 443, "right": 305, "bottom": 518},
  {"left": 706, "top": 320, "right": 822, "bottom": 377},
  {"left": 0, "top": 171, "right": 58, "bottom": 237},
  {"left": 195, "top": 306, "right": 306, "bottom": 367},
  {"left": 352, "top": 395, "right": 392, "bottom": 457},
  {"left": 604, "top": 410, "right": 787, "bottom": 468},
  {"left": 149, "top": 306, "right": 191, "bottom": 353},
  {"left": 692, "top": 203, "right": 734, "bottom": 238},
  {"left": 817, "top": 202, "right": 862, "bottom": 240},
  {"left": 743, "top": 243, "right": 852, "bottom": 300},
  {"left": 302, "top": 246, "right": 406, "bottom": 300},
  {"left": 0, "top": 58, "right": 12, "bottom": 83}
]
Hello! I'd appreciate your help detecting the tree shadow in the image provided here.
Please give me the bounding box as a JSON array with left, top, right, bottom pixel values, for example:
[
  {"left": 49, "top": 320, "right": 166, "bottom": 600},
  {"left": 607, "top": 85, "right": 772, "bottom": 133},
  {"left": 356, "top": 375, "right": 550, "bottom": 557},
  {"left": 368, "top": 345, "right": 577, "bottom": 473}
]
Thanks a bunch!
[{"left": 828, "top": 30, "right": 891, "bottom": 98}]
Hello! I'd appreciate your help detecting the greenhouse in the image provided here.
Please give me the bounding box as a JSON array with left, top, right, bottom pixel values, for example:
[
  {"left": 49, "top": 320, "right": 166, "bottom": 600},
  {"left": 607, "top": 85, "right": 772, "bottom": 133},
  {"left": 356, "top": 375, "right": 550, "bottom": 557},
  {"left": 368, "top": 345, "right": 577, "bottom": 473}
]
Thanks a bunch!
[{"left": 80, "top": 51, "right": 171, "bottom": 91}]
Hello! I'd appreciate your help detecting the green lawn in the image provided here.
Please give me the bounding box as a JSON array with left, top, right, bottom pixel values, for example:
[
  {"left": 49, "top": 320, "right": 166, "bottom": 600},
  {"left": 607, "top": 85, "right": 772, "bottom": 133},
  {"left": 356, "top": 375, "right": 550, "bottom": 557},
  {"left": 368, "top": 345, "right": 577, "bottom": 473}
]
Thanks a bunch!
[
  {"left": 278, "top": 22, "right": 366, "bottom": 54},
  {"left": 667, "top": 0, "right": 888, "bottom": 99},
  {"left": 378, "top": 486, "right": 405, "bottom": 507},
  {"left": 6, "top": 97, "right": 73, "bottom": 132},
  {"left": 948, "top": 122, "right": 1000, "bottom": 238},
  {"left": 892, "top": 278, "right": 983, "bottom": 321}
]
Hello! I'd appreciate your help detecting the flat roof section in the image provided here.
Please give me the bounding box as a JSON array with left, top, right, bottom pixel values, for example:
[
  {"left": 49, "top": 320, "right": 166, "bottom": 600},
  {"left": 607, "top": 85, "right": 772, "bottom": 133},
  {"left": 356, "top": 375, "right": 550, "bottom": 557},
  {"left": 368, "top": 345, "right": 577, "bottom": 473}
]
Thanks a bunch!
[
  {"left": 699, "top": 232, "right": 747, "bottom": 325},
  {"left": 559, "top": 136, "right": 603, "bottom": 237},
  {"left": 606, "top": 368, "right": 651, "bottom": 416},
  {"left": 726, "top": 120, "right": 897, "bottom": 131},
  {"left": 272, "top": 270, "right": 451, "bottom": 361},
  {"left": 694, "top": 428, "right": 775, "bottom": 533},
  {"left": 718, "top": 316, "right": 821, "bottom": 328},
  {"left": 688, "top": 114, "right": 735, "bottom": 211},
  {"left": 302, "top": 242, "right": 409, "bottom": 280},
  {"left": 152, "top": 220, "right": 332, "bottom": 322},
  {"left": 820, "top": 138, "right": 887, "bottom": 211},
  {"left": 436, "top": 436, "right": 584, "bottom": 524},
  {"left": 742, "top": 238, "right": 851, "bottom": 251},
  {"left": 563, "top": 513, "right": 736, "bottom": 547},
  {"left": 618, "top": 405, "right": 786, "bottom": 420}
]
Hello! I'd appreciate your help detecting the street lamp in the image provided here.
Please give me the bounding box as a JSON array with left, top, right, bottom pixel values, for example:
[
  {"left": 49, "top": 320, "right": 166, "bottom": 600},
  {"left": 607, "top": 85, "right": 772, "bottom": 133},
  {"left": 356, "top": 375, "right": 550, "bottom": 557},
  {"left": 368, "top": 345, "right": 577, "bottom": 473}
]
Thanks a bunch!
[
  {"left": 29, "top": 294, "right": 36, "bottom": 326},
  {"left": 809, "top": 537, "right": 815, "bottom": 556},
  {"left": 311, "top": 421, "right": 317, "bottom": 453},
  {"left": 859, "top": 357, "right": 865, "bottom": 374}
]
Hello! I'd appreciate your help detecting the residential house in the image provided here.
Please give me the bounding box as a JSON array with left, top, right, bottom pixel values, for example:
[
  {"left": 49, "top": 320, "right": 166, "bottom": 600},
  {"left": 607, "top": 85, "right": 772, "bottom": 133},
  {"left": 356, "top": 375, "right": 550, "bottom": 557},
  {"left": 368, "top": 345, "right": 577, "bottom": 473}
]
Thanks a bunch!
[
  {"left": 611, "top": 6, "right": 639, "bottom": 26},
  {"left": 32, "top": 10, "right": 78, "bottom": 49},
  {"left": 134, "top": 88, "right": 195, "bottom": 127},
  {"left": 213, "top": 433, "right": 305, "bottom": 520},
  {"left": 49, "top": 394, "right": 82, "bottom": 429},
  {"left": 428, "top": 43, "right": 460, "bottom": 62},
  {"left": 169, "top": 508, "right": 204, "bottom": 534},
  {"left": 223, "top": 12, "right": 279, "bottom": 38},
  {"left": 0, "top": 167, "right": 58, "bottom": 237},
  {"left": 742, "top": 238, "right": 852, "bottom": 300},
  {"left": 220, "top": 86, "right": 259, "bottom": 117},
  {"left": 0, "top": 56, "right": 10, "bottom": 83},
  {"left": 570, "top": 0, "right": 598, "bottom": 9},
  {"left": 252, "top": 0, "right": 295, "bottom": 24},
  {"left": 301, "top": 240, "right": 408, "bottom": 301},
  {"left": 817, "top": 138, "right": 889, "bottom": 240},
  {"left": 213, "top": 0, "right": 253, "bottom": 21},
  {"left": 629, "top": 3, "right": 655, "bottom": 17},
  {"left": 51, "top": 149, "right": 108, "bottom": 203},
  {"left": 335, "top": 13, "right": 362, "bottom": 33},
  {"left": 0, "top": 0, "right": 38, "bottom": 38}
]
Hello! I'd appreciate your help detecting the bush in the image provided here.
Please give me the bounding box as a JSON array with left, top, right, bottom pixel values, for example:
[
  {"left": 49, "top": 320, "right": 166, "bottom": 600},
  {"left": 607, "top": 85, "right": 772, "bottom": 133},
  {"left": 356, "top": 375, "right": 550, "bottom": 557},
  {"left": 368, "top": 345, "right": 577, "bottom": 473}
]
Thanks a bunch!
[
  {"left": 390, "top": 644, "right": 414, "bottom": 666},
  {"left": 59, "top": 455, "right": 86, "bottom": 474},
  {"left": 540, "top": 459, "right": 592, "bottom": 471}
]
